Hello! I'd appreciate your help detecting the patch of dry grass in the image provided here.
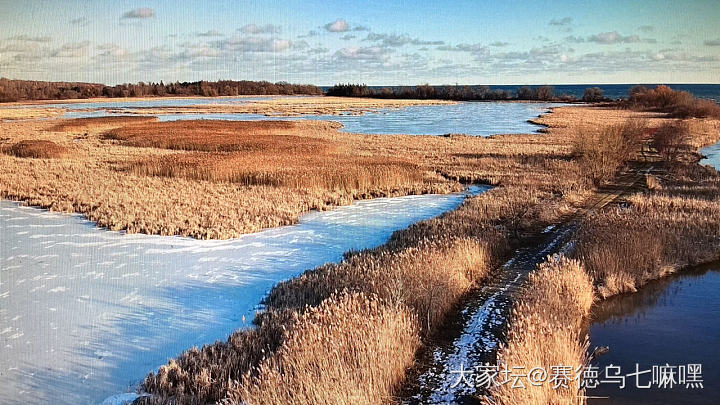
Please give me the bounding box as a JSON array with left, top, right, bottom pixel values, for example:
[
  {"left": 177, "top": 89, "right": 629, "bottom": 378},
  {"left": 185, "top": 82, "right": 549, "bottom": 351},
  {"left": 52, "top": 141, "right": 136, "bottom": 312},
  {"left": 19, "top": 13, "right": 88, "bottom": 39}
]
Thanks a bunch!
[
  {"left": 487, "top": 255, "right": 594, "bottom": 405},
  {"left": 48, "top": 116, "right": 157, "bottom": 132},
  {"left": 1, "top": 139, "right": 68, "bottom": 159},
  {"left": 573, "top": 119, "right": 647, "bottom": 185},
  {"left": 574, "top": 163, "right": 720, "bottom": 298},
  {"left": 111, "top": 121, "right": 434, "bottom": 195},
  {"left": 228, "top": 293, "right": 419, "bottom": 405}
]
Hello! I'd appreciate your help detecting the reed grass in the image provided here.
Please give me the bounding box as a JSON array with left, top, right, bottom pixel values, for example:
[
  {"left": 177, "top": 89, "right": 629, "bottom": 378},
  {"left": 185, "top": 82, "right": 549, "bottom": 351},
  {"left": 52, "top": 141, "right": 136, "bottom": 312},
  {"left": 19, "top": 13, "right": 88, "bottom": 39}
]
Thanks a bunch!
[
  {"left": 228, "top": 293, "right": 419, "bottom": 405},
  {"left": 1, "top": 139, "right": 68, "bottom": 159},
  {"left": 486, "top": 255, "right": 594, "bottom": 405},
  {"left": 574, "top": 162, "right": 720, "bottom": 297}
]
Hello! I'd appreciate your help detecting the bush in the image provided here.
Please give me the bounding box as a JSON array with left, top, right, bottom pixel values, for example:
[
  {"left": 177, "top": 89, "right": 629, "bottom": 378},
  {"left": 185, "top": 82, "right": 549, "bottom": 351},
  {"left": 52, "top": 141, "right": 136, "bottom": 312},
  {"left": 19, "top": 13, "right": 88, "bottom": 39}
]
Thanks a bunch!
[
  {"left": 582, "top": 87, "right": 606, "bottom": 102},
  {"left": 651, "top": 121, "right": 691, "bottom": 162},
  {"left": 628, "top": 85, "right": 720, "bottom": 118},
  {"left": 574, "top": 120, "right": 647, "bottom": 185}
]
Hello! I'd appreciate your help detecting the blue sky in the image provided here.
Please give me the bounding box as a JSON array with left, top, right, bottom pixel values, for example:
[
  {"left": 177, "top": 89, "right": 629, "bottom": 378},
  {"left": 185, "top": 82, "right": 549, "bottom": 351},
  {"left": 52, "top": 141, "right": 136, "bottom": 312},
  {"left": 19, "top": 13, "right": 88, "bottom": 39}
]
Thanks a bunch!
[{"left": 1, "top": 0, "right": 719, "bottom": 85}]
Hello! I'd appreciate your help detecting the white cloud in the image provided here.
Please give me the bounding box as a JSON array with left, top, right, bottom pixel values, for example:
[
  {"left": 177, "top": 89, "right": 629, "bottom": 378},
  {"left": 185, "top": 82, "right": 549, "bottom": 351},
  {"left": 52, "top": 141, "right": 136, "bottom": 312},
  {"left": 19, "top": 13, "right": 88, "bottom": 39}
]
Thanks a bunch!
[
  {"left": 549, "top": 17, "right": 573, "bottom": 26},
  {"left": 364, "top": 33, "right": 444, "bottom": 47},
  {"left": 567, "top": 31, "right": 656, "bottom": 45},
  {"left": 7, "top": 35, "right": 52, "bottom": 43},
  {"left": 197, "top": 30, "right": 224, "bottom": 37},
  {"left": 238, "top": 24, "right": 281, "bottom": 34},
  {"left": 214, "top": 36, "right": 293, "bottom": 52},
  {"left": 325, "top": 19, "right": 350, "bottom": 33},
  {"left": 121, "top": 8, "right": 155, "bottom": 20}
]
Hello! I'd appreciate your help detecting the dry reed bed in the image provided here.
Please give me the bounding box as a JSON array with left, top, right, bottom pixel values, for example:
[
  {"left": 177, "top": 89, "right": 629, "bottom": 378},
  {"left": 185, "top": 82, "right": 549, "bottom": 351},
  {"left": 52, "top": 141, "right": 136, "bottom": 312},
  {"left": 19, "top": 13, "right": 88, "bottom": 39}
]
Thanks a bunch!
[
  {"left": 116, "top": 96, "right": 456, "bottom": 117},
  {"left": 574, "top": 162, "right": 720, "bottom": 298},
  {"left": 486, "top": 256, "right": 594, "bottom": 405},
  {"left": 48, "top": 115, "right": 158, "bottom": 132},
  {"left": 0, "top": 108, "right": 609, "bottom": 238},
  {"left": 0, "top": 107, "right": 64, "bottom": 120},
  {"left": 490, "top": 109, "right": 720, "bottom": 404},
  {"left": 1, "top": 139, "right": 68, "bottom": 159},
  {"left": 140, "top": 121, "right": 602, "bottom": 403},
  {"left": 107, "top": 120, "right": 437, "bottom": 195}
]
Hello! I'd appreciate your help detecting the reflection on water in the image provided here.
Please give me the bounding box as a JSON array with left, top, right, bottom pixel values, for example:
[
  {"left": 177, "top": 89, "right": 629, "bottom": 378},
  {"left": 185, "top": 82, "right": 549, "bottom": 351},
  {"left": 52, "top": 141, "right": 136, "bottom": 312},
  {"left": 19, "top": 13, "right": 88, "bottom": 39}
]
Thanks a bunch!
[
  {"left": 588, "top": 263, "right": 720, "bottom": 404},
  {"left": 60, "top": 99, "right": 561, "bottom": 136},
  {"left": 0, "top": 186, "right": 489, "bottom": 405}
]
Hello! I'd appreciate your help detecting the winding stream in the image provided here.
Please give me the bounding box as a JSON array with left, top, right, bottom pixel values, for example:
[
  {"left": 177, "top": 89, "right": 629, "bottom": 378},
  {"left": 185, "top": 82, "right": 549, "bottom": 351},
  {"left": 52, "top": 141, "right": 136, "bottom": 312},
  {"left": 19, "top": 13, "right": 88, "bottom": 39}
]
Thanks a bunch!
[{"left": 0, "top": 186, "right": 488, "bottom": 405}]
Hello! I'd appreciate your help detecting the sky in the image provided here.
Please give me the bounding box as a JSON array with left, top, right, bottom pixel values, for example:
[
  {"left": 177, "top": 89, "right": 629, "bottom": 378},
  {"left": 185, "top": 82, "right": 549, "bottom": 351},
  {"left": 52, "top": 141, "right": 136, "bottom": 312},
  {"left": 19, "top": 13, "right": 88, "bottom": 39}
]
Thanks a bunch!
[{"left": 0, "top": 0, "right": 719, "bottom": 85}]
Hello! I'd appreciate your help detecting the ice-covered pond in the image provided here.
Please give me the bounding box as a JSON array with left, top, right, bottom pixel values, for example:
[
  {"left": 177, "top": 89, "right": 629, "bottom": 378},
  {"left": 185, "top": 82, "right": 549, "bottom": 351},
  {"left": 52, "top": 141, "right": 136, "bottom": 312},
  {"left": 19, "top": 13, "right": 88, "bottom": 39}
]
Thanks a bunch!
[
  {"left": 57, "top": 98, "right": 560, "bottom": 137},
  {"left": 0, "top": 186, "right": 488, "bottom": 405}
]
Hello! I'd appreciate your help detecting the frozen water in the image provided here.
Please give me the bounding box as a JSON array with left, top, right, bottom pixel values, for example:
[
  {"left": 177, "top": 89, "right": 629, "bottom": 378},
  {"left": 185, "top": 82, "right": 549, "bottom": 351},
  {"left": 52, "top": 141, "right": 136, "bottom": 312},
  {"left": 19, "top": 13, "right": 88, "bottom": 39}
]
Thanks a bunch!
[
  {"left": 0, "top": 186, "right": 489, "bottom": 405},
  {"left": 58, "top": 99, "right": 561, "bottom": 137}
]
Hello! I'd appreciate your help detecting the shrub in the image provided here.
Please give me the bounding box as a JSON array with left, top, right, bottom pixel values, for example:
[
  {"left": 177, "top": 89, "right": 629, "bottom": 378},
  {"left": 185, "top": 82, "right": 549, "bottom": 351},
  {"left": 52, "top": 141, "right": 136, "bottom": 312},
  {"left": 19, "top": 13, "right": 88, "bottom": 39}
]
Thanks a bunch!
[
  {"left": 628, "top": 85, "right": 720, "bottom": 119},
  {"left": 651, "top": 121, "right": 691, "bottom": 162},
  {"left": 582, "top": 87, "right": 606, "bottom": 102},
  {"left": 573, "top": 120, "right": 647, "bottom": 185}
]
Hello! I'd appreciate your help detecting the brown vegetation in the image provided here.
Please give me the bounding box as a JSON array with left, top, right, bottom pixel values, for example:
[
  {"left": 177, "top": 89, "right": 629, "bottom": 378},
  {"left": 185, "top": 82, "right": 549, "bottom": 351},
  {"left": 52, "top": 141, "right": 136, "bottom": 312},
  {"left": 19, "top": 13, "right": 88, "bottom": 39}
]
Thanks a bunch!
[
  {"left": 487, "top": 255, "right": 594, "bottom": 405},
  {"left": 628, "top": 84, "right": 720, "bottom": 119},
  {"left": 1, "top": 140, "right": 68, "bottom": 159},
  {"left": 490, "top": 106, "right": 720, "bottom": 405},
  {"left": 48, "top": 116, "right": 158, "bottom": 132},
  {"left": 109, "top": 121, "right": 437, "bottom": 195},
  {"left": 573, "top": 162, "right": 720, "bottom": 298},
  {"left": 0, "top": 78, "right": 322, "bottom": 102},
  {"left": 229, "top": 293, "right": 419, "bottom": 405},
  {"left": 573, "top": 120, "right": 648, "bottom": 185}
]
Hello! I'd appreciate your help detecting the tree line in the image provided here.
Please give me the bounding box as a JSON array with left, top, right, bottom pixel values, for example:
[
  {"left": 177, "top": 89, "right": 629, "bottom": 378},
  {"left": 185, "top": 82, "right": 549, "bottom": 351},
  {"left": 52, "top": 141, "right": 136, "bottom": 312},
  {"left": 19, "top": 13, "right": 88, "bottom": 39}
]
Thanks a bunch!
[
  {"left": 0, "top": 78, "right": 323, "bottom": 102},
  {"left": 326, "top": 83, "right": 610, "bottom": 102}
]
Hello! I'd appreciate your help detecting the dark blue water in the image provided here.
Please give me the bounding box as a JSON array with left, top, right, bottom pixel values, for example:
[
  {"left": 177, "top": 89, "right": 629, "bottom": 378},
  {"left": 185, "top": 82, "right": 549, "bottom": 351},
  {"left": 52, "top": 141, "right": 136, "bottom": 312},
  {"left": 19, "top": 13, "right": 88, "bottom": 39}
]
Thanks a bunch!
[
  {"left": 588, "top": 263, "right": 720, "bottom": 404},
  {"left": 332, "top": 84, "right": 720, "bottom": 102}
]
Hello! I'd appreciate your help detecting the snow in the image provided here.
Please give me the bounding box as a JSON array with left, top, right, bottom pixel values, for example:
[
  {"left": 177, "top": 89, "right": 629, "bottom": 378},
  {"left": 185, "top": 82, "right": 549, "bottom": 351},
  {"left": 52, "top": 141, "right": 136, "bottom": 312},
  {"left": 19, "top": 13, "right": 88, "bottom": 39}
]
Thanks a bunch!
[{"left": 0, "top": 186, "right": 489, "bottom": 405}]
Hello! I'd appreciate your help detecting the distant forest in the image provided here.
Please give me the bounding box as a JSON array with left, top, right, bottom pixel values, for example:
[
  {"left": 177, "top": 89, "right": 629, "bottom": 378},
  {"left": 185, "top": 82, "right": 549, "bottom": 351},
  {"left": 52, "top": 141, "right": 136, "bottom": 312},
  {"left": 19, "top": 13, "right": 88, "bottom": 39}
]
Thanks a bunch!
[
  {"left": 326, "top": 83, "right": 609, "bottom": 102},
  {"left": 0, "top": 78, "right": 323, "bottom": 102},
  {"left": 0, "top": 78, "right": 613, "bottom": 103}
]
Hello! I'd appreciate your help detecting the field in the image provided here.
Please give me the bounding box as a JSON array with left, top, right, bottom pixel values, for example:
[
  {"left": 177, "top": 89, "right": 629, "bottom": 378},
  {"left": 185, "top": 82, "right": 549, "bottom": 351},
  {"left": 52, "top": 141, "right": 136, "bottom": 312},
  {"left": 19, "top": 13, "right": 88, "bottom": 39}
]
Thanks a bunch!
[
  {"left": 2, "top": 93, "right": 720, "bottom": 404},
  {"left": 487, "top": 94, "right": 720, "bottom": 404},
  {"left": 131, "top": 100, "right": 720, "bottom": 404},
  {"left": 0, "top": 97, "right": 589, "bottom": 239}
]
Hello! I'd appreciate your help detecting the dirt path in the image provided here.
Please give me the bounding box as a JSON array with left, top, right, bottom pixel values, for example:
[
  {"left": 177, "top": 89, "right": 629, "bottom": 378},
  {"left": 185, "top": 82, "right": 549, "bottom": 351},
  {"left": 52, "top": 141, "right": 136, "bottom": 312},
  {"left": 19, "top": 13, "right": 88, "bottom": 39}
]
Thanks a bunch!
[{"left": 400, "top": 164, "right": 652, "bottom": 404}]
